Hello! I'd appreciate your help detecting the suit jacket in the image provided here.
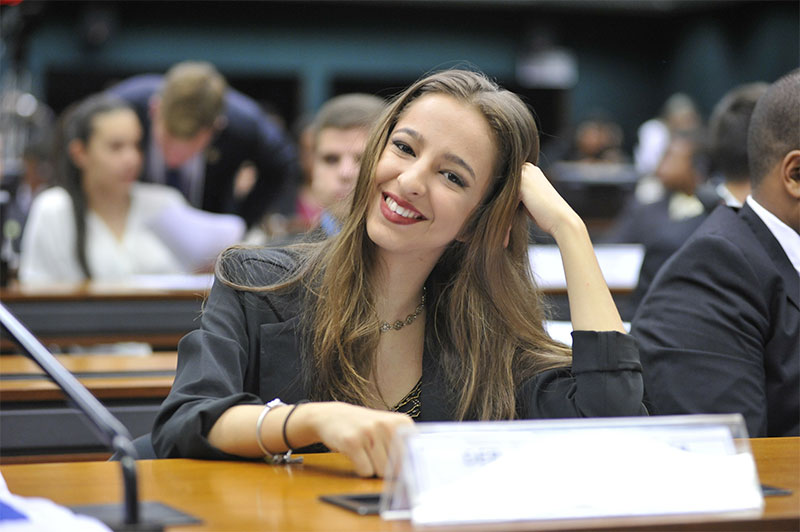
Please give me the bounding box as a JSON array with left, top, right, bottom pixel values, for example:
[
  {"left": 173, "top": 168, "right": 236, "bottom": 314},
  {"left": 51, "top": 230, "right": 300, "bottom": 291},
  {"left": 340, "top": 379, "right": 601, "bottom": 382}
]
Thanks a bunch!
[
  {"left": 605, "top": 186, "right": 721, "bottom": 320},
  {"left": 152, "top": 248, "right": 646, "bottom": 459},
  {"left": 108, "top": 75, "right": 299, "bottom": 226},
  {"left": 632, "top": 203, "right": 800, "bottom": 437}
]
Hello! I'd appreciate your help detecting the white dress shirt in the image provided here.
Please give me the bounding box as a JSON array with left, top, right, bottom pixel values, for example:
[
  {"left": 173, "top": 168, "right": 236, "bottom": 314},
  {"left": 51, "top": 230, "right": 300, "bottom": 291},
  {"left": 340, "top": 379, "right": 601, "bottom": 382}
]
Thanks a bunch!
[{"left": 747, "top": 195, "right": 800, "bottom": 277}]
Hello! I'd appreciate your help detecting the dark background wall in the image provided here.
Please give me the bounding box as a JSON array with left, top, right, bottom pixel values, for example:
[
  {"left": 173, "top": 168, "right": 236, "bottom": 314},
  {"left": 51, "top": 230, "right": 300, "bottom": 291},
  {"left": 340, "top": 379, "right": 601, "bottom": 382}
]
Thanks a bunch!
[{"left": 2, "top": 0, "right": 798, "bottom": 152}]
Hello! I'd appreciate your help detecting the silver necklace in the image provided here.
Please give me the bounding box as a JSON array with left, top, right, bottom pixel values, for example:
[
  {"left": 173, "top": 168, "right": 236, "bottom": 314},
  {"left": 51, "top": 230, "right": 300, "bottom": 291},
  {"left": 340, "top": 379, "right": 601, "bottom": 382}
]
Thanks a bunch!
[{"left": 379, "top": 287, "right": 426, "bottom": 332}]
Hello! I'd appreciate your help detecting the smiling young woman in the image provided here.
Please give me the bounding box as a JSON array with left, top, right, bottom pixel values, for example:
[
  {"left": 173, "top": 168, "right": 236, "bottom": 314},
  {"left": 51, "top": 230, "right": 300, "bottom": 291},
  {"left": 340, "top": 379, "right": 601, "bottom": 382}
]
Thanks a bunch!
[{"left": 153, "top": 69, "right": 645, "bottom": 478}]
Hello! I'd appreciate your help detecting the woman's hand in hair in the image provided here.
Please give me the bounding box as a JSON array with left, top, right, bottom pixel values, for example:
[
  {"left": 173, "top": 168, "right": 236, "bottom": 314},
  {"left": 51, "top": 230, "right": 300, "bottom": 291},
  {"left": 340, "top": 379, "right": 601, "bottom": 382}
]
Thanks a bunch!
[
  {"left": 518, "top": 162, "right": 583, "bottom": 239},
  {"left": 518, "top": 163, "right": 626, "bottom": 333},
  {"left": 300, "top": 402, "right": 414, "bottom": 477}
]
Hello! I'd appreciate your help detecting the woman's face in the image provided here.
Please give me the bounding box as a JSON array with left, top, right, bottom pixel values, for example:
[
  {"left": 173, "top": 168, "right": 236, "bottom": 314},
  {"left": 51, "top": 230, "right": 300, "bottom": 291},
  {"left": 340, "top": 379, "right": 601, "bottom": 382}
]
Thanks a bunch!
[
  {"left": 366, "top": 93, "right": 497, "bottom": 264},
  {"left": 656, "top": 137, "right": 697, "bottom": 193},
  {"left": 73, "top": 108, "right": 143, "bottom": 195}
]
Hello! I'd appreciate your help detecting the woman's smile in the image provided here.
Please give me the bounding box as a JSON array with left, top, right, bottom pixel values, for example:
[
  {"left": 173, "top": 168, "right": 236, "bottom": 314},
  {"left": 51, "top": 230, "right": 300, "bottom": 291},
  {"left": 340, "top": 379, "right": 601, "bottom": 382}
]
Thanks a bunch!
[{"left": 380, "top": 192, "right": 426, "bottom": 224}]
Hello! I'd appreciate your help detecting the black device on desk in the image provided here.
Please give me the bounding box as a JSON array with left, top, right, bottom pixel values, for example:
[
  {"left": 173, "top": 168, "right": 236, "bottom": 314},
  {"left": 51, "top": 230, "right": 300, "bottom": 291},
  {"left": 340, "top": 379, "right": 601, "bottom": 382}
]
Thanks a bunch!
[
  {"left": 0, "top": 302, "right": 198, "bottom": 531},
  {"left": 320, "top": 492, "right": 381, "bottom": 515}
]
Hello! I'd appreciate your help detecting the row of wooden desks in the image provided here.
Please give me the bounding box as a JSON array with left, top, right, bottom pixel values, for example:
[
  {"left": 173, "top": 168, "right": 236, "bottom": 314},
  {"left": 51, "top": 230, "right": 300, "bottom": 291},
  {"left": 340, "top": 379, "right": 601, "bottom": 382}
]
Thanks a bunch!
[
  {"left": 0, "top": 277, "right": 210, "bottom": 351},
  {"left": 1, "top": 438, "right": 797, "bottom": 531},
  {"left": 0, "top": 353, "right": 177, "bottom": 463},
  {"left": 0, "top": 247, "right": 642, "bottom": 352}
]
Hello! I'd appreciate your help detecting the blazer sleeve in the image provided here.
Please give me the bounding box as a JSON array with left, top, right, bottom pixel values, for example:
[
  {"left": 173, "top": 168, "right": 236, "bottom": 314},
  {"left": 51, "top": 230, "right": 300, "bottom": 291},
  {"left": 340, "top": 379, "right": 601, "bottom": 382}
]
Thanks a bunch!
[
  {"left": 517, "top": 331, "right": 646, "bottom": 418},
  {"left": 631, "top": 234, "right": 772, "bottom": 436},
  {"left": 152, "top": 250, "right": 297, "bottom": 459}
]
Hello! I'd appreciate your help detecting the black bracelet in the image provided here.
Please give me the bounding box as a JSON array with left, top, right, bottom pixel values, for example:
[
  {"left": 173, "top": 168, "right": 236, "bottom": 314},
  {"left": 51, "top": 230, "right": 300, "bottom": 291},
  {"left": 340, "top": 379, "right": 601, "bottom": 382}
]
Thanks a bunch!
[{"left": 282, "top": 399, "right": 310, "bottom": 453}]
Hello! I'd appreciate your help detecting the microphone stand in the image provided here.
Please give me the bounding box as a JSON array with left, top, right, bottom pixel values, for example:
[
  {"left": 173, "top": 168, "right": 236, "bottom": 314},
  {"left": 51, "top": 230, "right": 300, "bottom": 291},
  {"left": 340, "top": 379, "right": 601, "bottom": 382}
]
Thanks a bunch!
[{"left": 0, "top": 302, "right": 150, "bottom": 530}]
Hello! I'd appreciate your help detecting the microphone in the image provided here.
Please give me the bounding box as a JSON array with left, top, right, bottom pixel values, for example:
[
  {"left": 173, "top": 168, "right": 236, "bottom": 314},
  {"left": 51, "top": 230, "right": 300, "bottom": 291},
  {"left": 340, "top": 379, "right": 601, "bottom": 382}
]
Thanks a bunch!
[{"left": 0, "top": 301, "right": 164, "bottom": 531}]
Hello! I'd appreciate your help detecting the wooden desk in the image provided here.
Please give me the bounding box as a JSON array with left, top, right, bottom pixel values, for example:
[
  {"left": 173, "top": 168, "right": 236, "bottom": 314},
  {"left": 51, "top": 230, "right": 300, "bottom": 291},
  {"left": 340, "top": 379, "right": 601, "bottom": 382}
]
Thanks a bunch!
[
  {"left": 0, "top": 353, "right": 177, "bottom": 463},
  {"left": 0, "top": 277, "right": 210, "bottom": 351},
  {"left": 1, "top": 438, "right": 797, "bottom": 531}
]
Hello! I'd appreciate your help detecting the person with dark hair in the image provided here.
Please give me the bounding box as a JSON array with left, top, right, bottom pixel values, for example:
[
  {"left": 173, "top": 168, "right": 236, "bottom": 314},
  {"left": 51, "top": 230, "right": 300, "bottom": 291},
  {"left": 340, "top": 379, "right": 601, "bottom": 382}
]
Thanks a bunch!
[
  {"left": 632, "top": 69, "right": 800, "bottom": 437},
  {"left": 107, "top": 61, "right": 300, "bottom": 227},
  {"left": 605, "top": 129, "right": 720, "bottom": 319},
  {"left": 153, "top": 69, "right": 646, "bottom": 477},
  {"left": 708, "top": 82, "right": 769, "bottom": 207},
  {"left": 18, "top": 94, "right": 190, "bottom": 283}
]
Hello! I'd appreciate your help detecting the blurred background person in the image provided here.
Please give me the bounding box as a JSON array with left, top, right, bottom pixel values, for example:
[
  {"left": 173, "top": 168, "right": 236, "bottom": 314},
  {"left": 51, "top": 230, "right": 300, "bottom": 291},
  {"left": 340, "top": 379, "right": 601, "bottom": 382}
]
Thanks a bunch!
[
  {"left": 633, "top": 93, "right": 702, "bottom": 204},
  {"left": 247, "top": 93, "right": 386, "bottom": 244},
  {"left": 19, "top": 94, "right": 186, "bottom": 283},
  {"left": 634, "top": 92, "right": 701, "bottom": 177},
  {"left": 605, "top": 129, "right": 720, "bottom": 319},
  {"left": 562, "top": 112, "right": 628, "bottom": 164},
  {"left": 18, "top": 93, "right": 244, "bottom": 284},
  {"left": 107, "top": 60, "right": 300, "bottom": 228},
  {"left": 708, "top": 82, "right": 769, "bottom": 207},
  {"left": 306, "top": 93, "right": 386, "bottom": 235}
]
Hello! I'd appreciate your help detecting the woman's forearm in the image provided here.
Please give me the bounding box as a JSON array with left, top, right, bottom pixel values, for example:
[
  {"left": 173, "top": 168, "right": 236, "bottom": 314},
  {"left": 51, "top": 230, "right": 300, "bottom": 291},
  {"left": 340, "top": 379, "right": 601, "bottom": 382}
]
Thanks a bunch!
[
  {"left": 207, "top": 403, "right": 320, "bottom": 458},
  {"left": 552, "top": 215, "right": 627, "bottom": 333}
]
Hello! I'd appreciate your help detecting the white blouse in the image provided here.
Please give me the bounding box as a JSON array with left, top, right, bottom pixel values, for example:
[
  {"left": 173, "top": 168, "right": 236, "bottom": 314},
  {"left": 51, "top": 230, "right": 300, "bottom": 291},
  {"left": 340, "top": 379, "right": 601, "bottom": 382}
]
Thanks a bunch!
[{"left": 19, "top": 183, "right": 188, "bottom": 284}]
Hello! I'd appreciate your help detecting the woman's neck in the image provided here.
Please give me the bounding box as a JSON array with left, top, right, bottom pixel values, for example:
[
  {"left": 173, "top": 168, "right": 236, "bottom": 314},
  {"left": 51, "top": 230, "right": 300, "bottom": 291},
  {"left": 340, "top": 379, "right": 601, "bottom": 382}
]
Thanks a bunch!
[
  {"left": 372, "top": 251, "right": 435, "bottom": 325},
  {"left": 84, "top": 182, "right": 132, "bottom": 241}
]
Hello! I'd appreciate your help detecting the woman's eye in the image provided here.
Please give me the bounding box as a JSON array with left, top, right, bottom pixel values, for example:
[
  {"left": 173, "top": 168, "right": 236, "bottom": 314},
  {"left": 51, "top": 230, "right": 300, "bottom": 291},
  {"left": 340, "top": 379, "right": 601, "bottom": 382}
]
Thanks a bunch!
[
  {"left": 393, "top": 140, "right": 414, "bottom": 156},
  {"left": 443, "top": 171, "right": 465, "bottom": 187}
]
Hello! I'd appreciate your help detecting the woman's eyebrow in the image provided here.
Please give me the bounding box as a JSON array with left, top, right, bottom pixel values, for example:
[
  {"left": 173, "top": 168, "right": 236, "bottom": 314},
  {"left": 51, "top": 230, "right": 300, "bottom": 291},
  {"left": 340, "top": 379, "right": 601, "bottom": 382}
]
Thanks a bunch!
[
  {"left": 443, "top": 153, "right": 476, "bottom": 182},
  {"left": 394, "top": 127, "right": 420, "bottom": 140}
]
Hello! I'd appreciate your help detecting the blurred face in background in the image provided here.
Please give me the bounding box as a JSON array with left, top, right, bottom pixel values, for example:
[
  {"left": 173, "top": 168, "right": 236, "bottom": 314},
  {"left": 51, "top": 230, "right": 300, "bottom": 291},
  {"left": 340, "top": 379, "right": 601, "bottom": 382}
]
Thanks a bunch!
[
  {"left": 656, "top": 137, "right": 699, "bottom": 194},
  {"left": 152, "top": 117, "right": 213, "bottom": 169},
  {"left": 71, "top": 108, "right": 143, "bottom": 197},
  {"left": 311, "top": 126, "right": 369, "bottom": 221}
]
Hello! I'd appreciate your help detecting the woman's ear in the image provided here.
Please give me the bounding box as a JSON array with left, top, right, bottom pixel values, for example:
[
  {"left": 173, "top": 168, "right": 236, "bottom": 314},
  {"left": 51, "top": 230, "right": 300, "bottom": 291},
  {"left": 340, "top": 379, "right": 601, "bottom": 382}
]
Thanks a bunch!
[
  {"left": 781, "top": 149, "right": 800, "bottom": 199},
  {"left": 68, "top": 139, "right": 88, "bottom": 169}
]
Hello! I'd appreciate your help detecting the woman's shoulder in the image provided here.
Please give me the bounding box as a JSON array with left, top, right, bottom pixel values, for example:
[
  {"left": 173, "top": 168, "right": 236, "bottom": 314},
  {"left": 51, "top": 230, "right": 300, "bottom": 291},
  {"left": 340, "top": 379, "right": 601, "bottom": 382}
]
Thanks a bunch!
[
  {"left": 28, "top": 186, "right": 73, "bottom": 221},
  {"left": 217, "top": 246, "right": 301, "bottom": 287},
  {"left": 32, "top": 186, "right": 71, "bottom": 208}
]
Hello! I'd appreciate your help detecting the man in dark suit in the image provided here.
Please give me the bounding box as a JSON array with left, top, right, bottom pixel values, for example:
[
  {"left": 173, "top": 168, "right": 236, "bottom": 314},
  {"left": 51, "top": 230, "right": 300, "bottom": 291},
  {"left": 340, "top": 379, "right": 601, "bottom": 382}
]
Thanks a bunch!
[
  {"left": 632, "top": 69, "right": 799, "bottom": 437},
  {"left": 108, "top": 61, "right": 298, "bottom": 227}
]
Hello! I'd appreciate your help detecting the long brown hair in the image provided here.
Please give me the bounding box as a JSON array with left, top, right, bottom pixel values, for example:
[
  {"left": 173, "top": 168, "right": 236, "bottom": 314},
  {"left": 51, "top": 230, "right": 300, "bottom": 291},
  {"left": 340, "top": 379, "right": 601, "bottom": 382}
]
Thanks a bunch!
[{"left": 219, "top": 69, "right": 571, "bottom": 420}]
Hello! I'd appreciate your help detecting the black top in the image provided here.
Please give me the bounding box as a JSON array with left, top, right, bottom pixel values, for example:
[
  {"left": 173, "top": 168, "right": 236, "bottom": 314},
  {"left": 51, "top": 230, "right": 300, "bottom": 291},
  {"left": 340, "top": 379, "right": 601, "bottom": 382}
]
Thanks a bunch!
[{"left": 152, "top": 248, "right": 646, "bottom": 459}]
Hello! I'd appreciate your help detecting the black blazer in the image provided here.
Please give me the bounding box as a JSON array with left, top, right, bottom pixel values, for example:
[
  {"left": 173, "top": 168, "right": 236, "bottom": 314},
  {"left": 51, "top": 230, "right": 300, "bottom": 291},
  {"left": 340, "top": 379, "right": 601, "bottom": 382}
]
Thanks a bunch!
[
  {"left": 153, "top": 248, "right": 646, "bottom": 459},
  {"left": 632, "top": 203, "right": 800, "bottom": 437},
  {"left": 108, "top": 75, "right": 299, "bottom": 226}
]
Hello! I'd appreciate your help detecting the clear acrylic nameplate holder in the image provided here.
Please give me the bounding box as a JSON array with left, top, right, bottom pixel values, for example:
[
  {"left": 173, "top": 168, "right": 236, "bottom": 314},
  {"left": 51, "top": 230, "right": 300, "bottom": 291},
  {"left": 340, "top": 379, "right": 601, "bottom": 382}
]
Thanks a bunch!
[{"left": 379, "top": 414, "right": 763, "bottom": 527}]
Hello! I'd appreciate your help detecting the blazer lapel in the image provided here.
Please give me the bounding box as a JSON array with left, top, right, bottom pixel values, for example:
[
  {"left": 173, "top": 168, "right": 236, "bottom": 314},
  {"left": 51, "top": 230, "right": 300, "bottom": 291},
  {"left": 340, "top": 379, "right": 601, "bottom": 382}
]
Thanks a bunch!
[{"left": 258, "top": 316, "right": 309, "bottom": 403}]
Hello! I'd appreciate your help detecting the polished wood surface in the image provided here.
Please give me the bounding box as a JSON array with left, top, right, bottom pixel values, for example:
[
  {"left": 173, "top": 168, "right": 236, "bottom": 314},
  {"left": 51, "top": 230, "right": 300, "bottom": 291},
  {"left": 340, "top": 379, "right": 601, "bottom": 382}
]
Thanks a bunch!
[
  {"left": 0, "top": 279, "right": 211, "bottom": 301},
  {"left": 2, "top": 438, "right": 797, "bottom": 531},
  {"left": 0, "top": 353, "right": 177, "bottom": 401}
]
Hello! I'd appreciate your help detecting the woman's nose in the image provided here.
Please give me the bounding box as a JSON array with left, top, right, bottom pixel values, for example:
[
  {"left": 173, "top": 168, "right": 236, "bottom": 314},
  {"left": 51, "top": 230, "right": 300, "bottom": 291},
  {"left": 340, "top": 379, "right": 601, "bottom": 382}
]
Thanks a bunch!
[{"left": 397, "top": 162, "right": 427, "bottom": 196}]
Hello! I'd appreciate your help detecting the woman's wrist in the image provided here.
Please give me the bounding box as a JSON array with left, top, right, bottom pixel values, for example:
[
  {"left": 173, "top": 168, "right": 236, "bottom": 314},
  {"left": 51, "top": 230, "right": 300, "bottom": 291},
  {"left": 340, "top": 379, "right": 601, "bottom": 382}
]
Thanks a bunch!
[
  {"left": 550, "top": 212, "right": 588, "bottom": 245},
  {"left": 283, "top": 401, "right": 327, "bottom": 449}
]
